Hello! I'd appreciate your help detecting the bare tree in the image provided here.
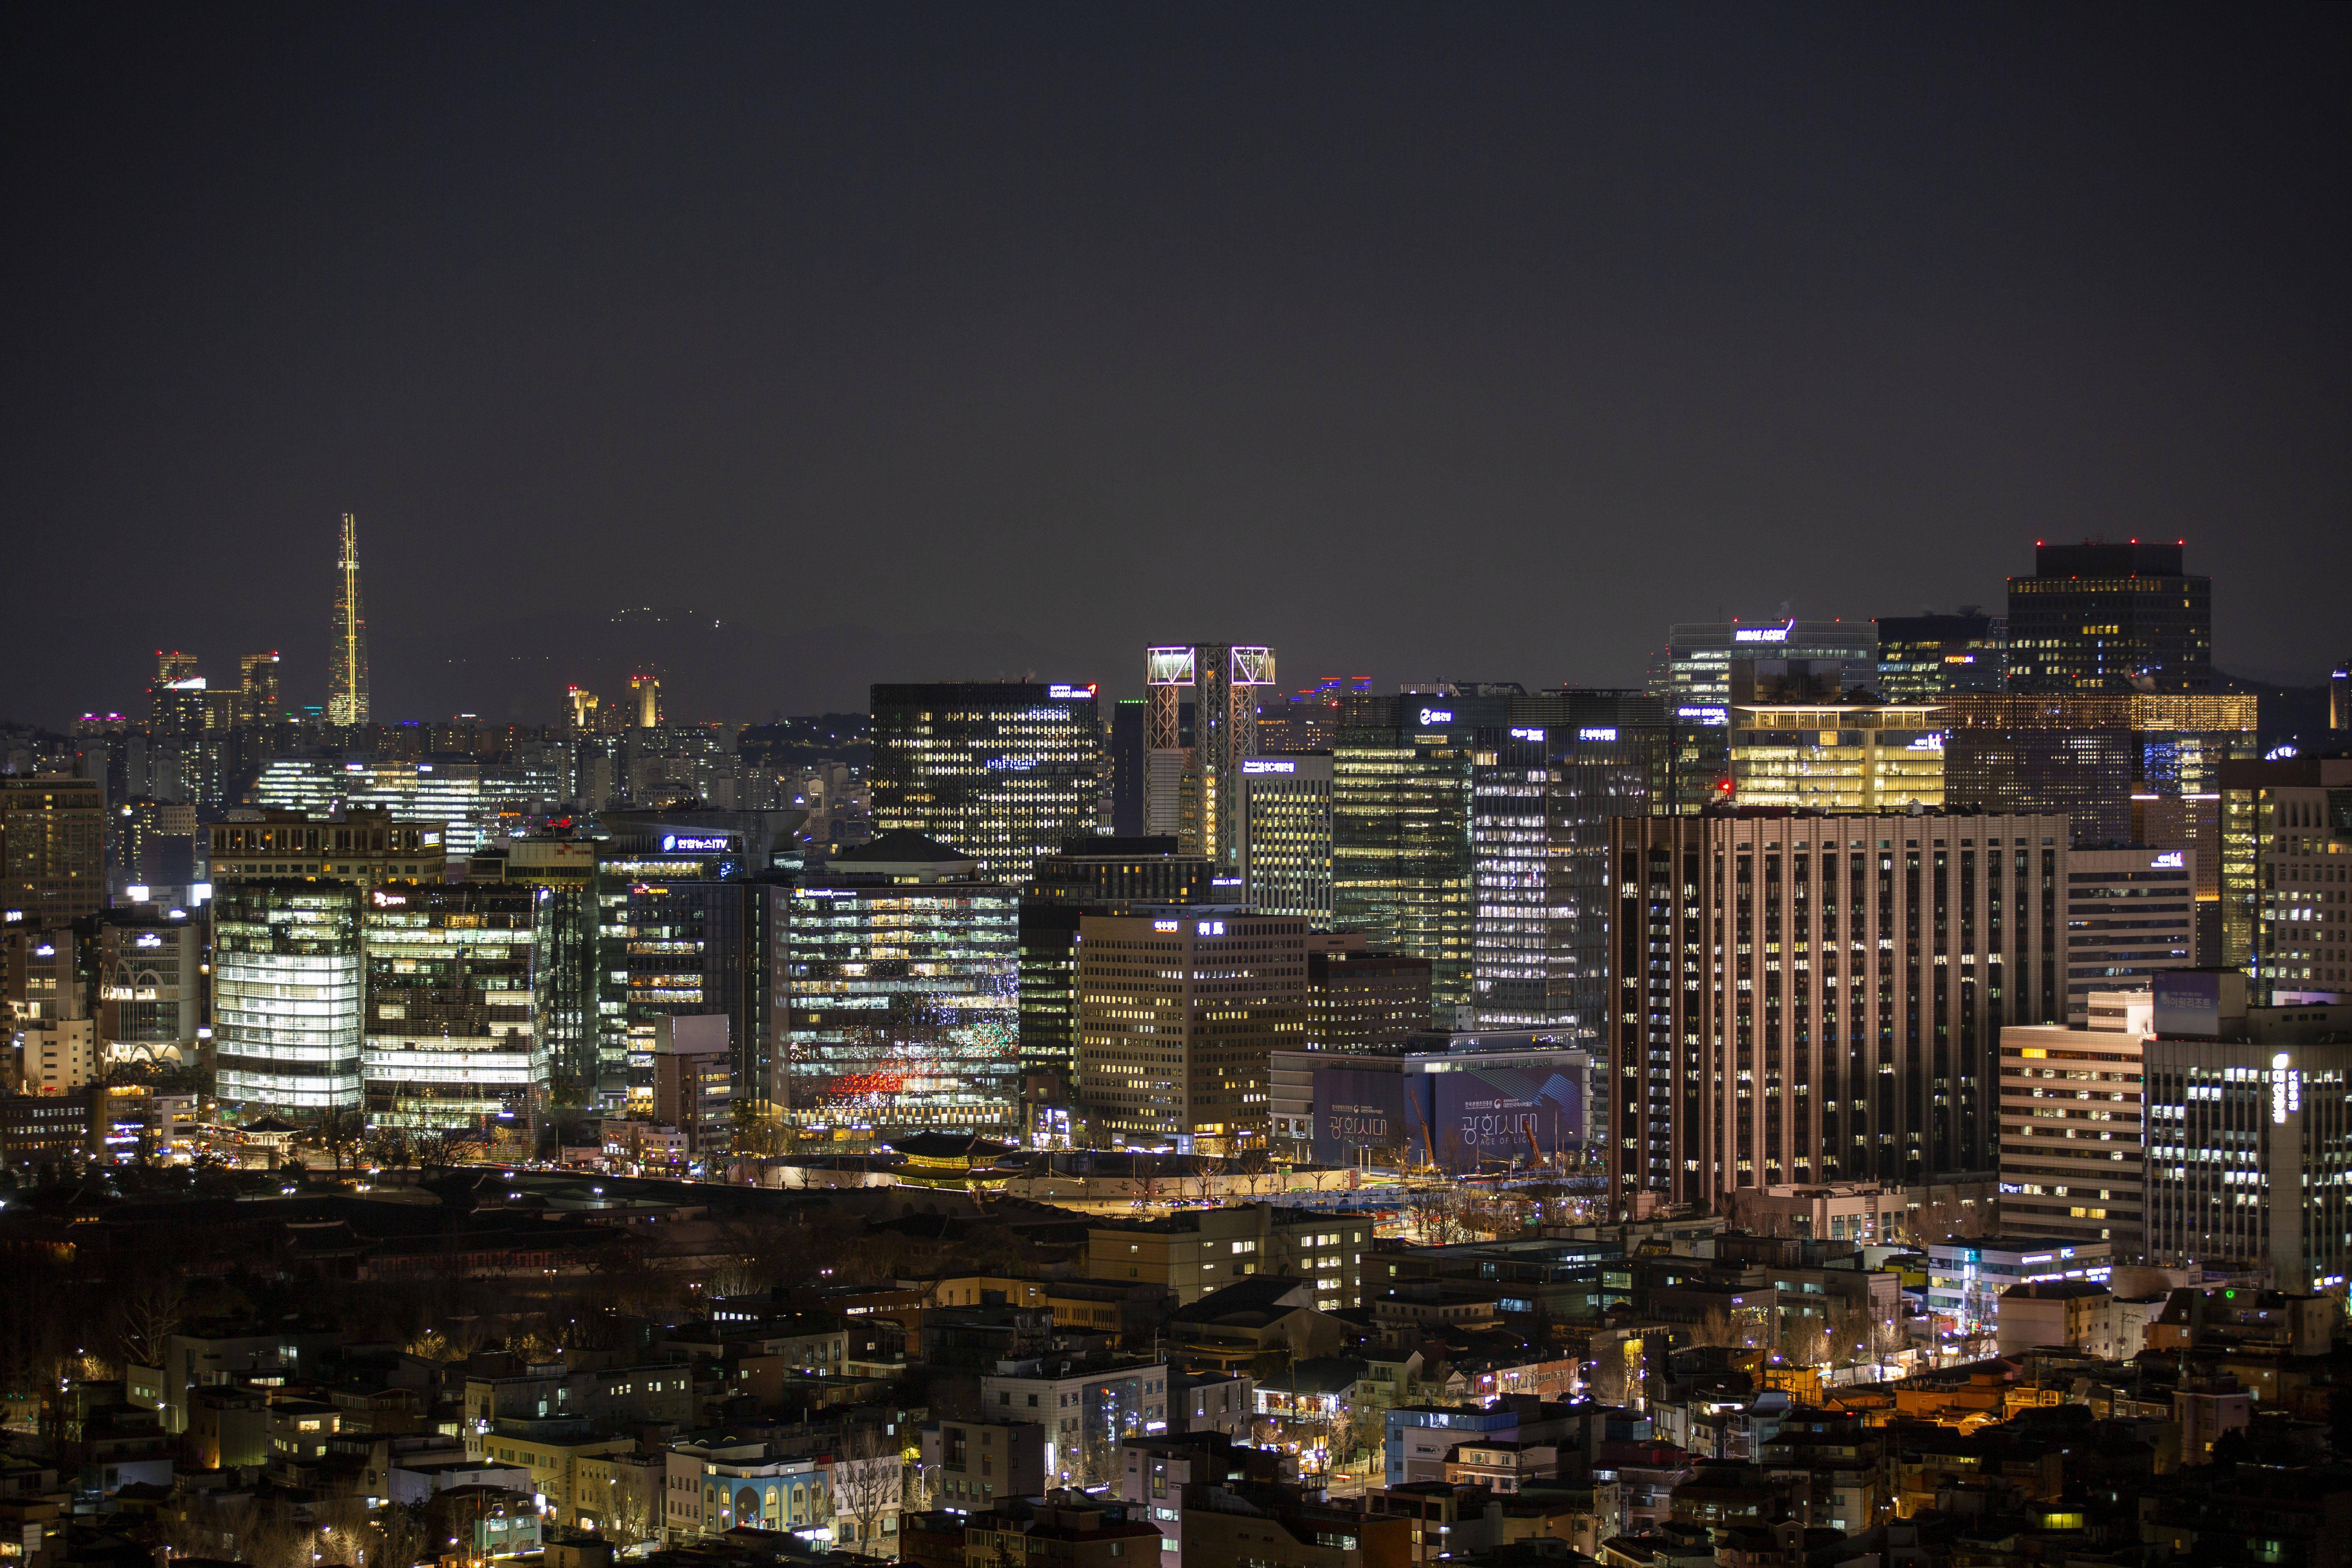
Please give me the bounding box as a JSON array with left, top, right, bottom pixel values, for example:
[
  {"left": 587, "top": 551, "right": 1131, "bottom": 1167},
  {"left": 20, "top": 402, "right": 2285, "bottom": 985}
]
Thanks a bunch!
[
  {"left": 833, "top": 1422, "right": 904, "bottom": 1557},
  {"left": 111, "top": 1272, "right": 186, "bottom": 1371},
  {"left": 317, "top": 1105, "right": 368, "bottom": 1174}
]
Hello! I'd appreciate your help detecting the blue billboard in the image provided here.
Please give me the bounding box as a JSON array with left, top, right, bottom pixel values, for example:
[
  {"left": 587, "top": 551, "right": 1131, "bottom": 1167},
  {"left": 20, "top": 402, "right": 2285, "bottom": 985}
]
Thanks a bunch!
[{"left": 1312, "top": 1059, "right": 1584, "bottom": 1173}]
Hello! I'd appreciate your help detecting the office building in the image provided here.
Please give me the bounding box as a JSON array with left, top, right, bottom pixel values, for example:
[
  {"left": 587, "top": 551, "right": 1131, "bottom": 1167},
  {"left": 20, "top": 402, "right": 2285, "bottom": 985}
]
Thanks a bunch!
[
  {"left": 328, "top": 511, "right": 370, "bottom": 726},
  {"left": 1608, "top": 810, "right": 2069, "bottom": 1210},
  {"left": 0, "top": 777, "right": 105, "bottom": 925},
  {"left": 1663, "top": 619, "right": 1879, "bottom": 712},
  {"left": 1019, "top": 837, "right": 1214, "bottom": 1082},
  {"left": 2006, "top": 539, "right": 2211, "bottom": 695},
  {"left": 1939, "top": 691, "right": 2255, "bottom": 850},
  {"left": 1074, "top": 908, "right": 1309, "bottom": 1152},
  {"left": 2143, "top": 971, "right": 2352, "bottom": 1288},
  {"left": 237, "top": 652, "right": 282, "bottom": 727},
  {"left": 1925, "top": 1236, "right": 2114, "bottom": 1339},
  {"left": 1107, "top": 698, "right": 1148, "bottom": 838},
  {"left": 1874, "top": 609, "right": 2007, "bottom": 701},
  {"left": 1729, "top": 701, "right": 1945, "bottom": 813},
  {"left": 1305, "top": 933, "right": 1432, "bottom": 1055},
  {"left": 2336, "top": 658, "right": 2351, "bottom": 734},
  {"left": 472, "top": 835, "right": 602, "bottom": 1107},
  {"left": 213, "top": 881, "right": 366, "bottom": 1115},
  {"left": 1143, "top": 644, "right": 1277, "bottom": 871},
  {"left": 96, "top": 911, "right": 205, "bottom": 1071},
  {"left": 250, "top": 755, "right": 567, "bottom": 857},
  {"left": 2218, "top": 756, "right": 2352, "bottom": 992},
  {"left": 360, "top": 882, "right": 548, "bottom": 1132},
  {"left": 869, "top": 681, "right": 1101, "bottom": 887},
  {"left": 783, "top": 830, "right": 1019, "bottom": 1142},
  {"left": 1332, "top": 695, "right": 1484, "bottom": 1020},
  {"left": 652, "top": 1014, "right": 733, "bottom": 1158},
  {"left": 113, "top": 797, "right": 198, "bottom": 889},
  {"left": 1236, "top": 753, "right": 1332, "bottom": 922},
  {"left": 207, "top": 807, "right": 442, "bottom": 886},
  {"left": 595, "top": 812, "right": 791, "bottom": 1111},
  {"left": 2061, "top": 847, "right": 2198, "bottom": 1018},
  {"left": 1998, "top": 991, "right": 2151, "bottom": 1255},
  {"left": 1254, "top": 677, "right": 1359, "bottom": 756},
  {"left": 1269, "top": 1031, "right": 1589, "bottom": 1173}
]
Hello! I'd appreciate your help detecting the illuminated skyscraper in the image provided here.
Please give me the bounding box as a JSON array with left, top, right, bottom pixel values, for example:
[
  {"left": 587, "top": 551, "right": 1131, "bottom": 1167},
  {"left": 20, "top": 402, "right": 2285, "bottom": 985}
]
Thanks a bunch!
[
  {"left": 361, "top": 883, "right": 549, "bottom": 1132},
  {"left": 869, "top": 682, "right": 1102, "bottom": 886},
  {"left": 328, "top": 512, "right": 369, "bottom": 726},
  {"left": 214, "top": 881, "right": 366, "bottom": 1115},
  {"left": 1144, "top": 644, "right": 1277, "bottom": 872},
  {"left": 238, "top": 652, "right": 282, "bottom": 727},
  {"left": 2005, "top": 540, "right": 2210, "bottom": 695},
  {"left": 1236, "top": 754, "right": 1333, "bottom": 923}
]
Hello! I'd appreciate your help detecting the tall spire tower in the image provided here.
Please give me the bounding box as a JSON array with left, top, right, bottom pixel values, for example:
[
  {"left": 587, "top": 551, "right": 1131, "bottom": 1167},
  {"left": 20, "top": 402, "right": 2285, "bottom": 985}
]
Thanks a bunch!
[{"left": 328, "top": 511, "right": 370, "bottom": 725}]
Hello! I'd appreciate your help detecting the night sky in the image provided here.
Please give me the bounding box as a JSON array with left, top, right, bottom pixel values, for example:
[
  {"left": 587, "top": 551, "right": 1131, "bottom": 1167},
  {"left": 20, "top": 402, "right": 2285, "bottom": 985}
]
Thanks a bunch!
[{"left": 5, "top": 6, "right": 2347, "bottom": 725}]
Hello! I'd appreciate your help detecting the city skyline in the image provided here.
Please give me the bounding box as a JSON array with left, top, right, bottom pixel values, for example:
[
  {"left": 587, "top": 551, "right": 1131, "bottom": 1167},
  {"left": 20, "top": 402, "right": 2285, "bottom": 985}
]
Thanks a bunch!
[{"left": 4, "top": 10, "right": 2348, "bottom": 726}]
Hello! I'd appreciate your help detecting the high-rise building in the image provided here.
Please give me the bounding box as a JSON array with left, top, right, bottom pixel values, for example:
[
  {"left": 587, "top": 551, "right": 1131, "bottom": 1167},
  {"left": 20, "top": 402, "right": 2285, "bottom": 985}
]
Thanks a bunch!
[
  {"left": 1332, "top": 695, "right": 1481, "bottom": 1021},
  {"left": 1074, "top": 908, "right": 1308, "bottom": 1151},
  {"left": 783, "top": 830, "right": 1019, "bottom": 1142},
  {"left": 213, "top": 881, "right": 366, "bottom": 1116},
  {"left": 114, "top": 798, "right": 200, "bottom": 888},
  {"left": 472, "top": 835, "right": 601, "bottom": 1108},
  {"left": 1303, "top": 933, "right": 1432, "bottom": 1055},
  {"left": 96, "top": 911, "right": 206, "bottom": 1073},
  {"left": 1660, "top": 621, "right": 1876, "bottom": 813},
  {"left": 870, "top": 682, "right": 1102, "bottom": 887},
  {"left": 1873, "top": 610, "right": 2007, "bottom": 701},
  {"left": 2005, "top": 540, "right": 2211, "bottom": 695},
  {"left": 207, "top": 807, "right": 443, "bottom": 887},
  {"left": 1998, "top": 990, "right": 2150, "bottom": 1255},
  {"left": 1608, "top": 810, "right": 2069, "bottom": 1210},
  {"left": 592, "top": 811, "right": 792, "bottom": 1111},
  {"left": 1945, "top": 691, "right": 2253, "bottom": 849},
  {"left": 2143, "top": 971, "right": 2352, "bottom": 1288},
  {"left": 2061, "top": 847, "right": 2199, "bottom": 1019},
  {"left": 1729, "top": 701, "right": 1945, "bottom": 813},
  {"left": 1236, "top": 754, "right": 1332, "bottom": 924},
  {"left": 1019, "top": 837, "right": 1215, "bottom": 1084},
  {"left": 2216, "top": 756, "right": 2352, "bottom": 997},
  {"left": 1107, "top": 698, "right": 1148, "bottom": 838},
  {"left": 2335, "top": 658, "right": 2352, "bottom": 734},
  {"left": 361, "top": 883, "right": 548, "bottom": 1132},
  {"left": 1662, "top": 619, "right": 1878, "bottom": 712},
  {"left": 630, "top": 673, "right": 662, "bottom": 729},
  {"left": 238, "top": 652, "right": 282, "bottom": 727},
  {"left": 0, "top": 777, "right": 105, "bottom": 925},
  {"left": 1144, "top": 645, "right": 1277, "bottom": 871},
  {"left": 328, "top": 512, "right": 370, "bottom": 726}
]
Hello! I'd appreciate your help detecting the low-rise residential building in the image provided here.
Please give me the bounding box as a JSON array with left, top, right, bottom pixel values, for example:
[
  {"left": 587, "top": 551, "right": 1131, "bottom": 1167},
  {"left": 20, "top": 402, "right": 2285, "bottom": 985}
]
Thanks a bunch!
[
  {"left": 1088, "top": 1204, "right": 1375, "bottom": 1309},
  {"left": 980, "top": 1357, "right": 1170, "bottom": 1488},
  {"left": 921, "top": 1418, "right": 1046, "bottom": 1515}
]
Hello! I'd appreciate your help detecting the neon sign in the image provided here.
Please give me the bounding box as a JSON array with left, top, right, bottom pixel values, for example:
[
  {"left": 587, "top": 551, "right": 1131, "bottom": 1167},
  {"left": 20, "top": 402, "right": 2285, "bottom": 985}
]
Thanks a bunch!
[
  {"left": 1418, "top": 708, "right": 1453, "bottom": 725},
  {"left": 1196, "top": 920, "right": 1225, "bottom": 937},
  {"left": 1242, "top": 759, "right": 1295, "bottom": 774},
  {"left": 1576, "top": 727, "right": 1617, "bottom": 741},
  {"left": 661, "top": 834, "right": 734, "bottom": 852},
  {"left": 1733, "top": 622, "right": 1794, "bottom": 643}
]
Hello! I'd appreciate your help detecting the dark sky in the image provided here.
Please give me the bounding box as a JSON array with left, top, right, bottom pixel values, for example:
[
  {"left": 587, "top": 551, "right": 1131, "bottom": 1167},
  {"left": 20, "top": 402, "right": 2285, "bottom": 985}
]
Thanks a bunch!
[{"left": 5, "top": 5, "right": 2347, "bottom": 726}]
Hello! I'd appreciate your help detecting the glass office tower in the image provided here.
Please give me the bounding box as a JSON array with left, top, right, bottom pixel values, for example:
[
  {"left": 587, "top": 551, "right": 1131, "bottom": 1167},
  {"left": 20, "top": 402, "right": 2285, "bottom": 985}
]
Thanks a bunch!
[
  {"left": 1333, "top": 695, "right": 1485, "bottom": 1022},
  {"left": 783, "top": 832, "right": 1019, "bottom": 1144},
  {"left": 1874, "top": 610, "right": 2007, "bottom": 700},
  {"left": 870, "top": 682, "right": 1102, "bottom": 887},
  {"left": 2005, "top": 540, "right": 2211, "bottom": 695},
  {"left": 212, "top": 882, "right": 364, "bottom": 1115},
  {"left": 361, "top": 883, "right": 549, "bottom": 1131}
]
